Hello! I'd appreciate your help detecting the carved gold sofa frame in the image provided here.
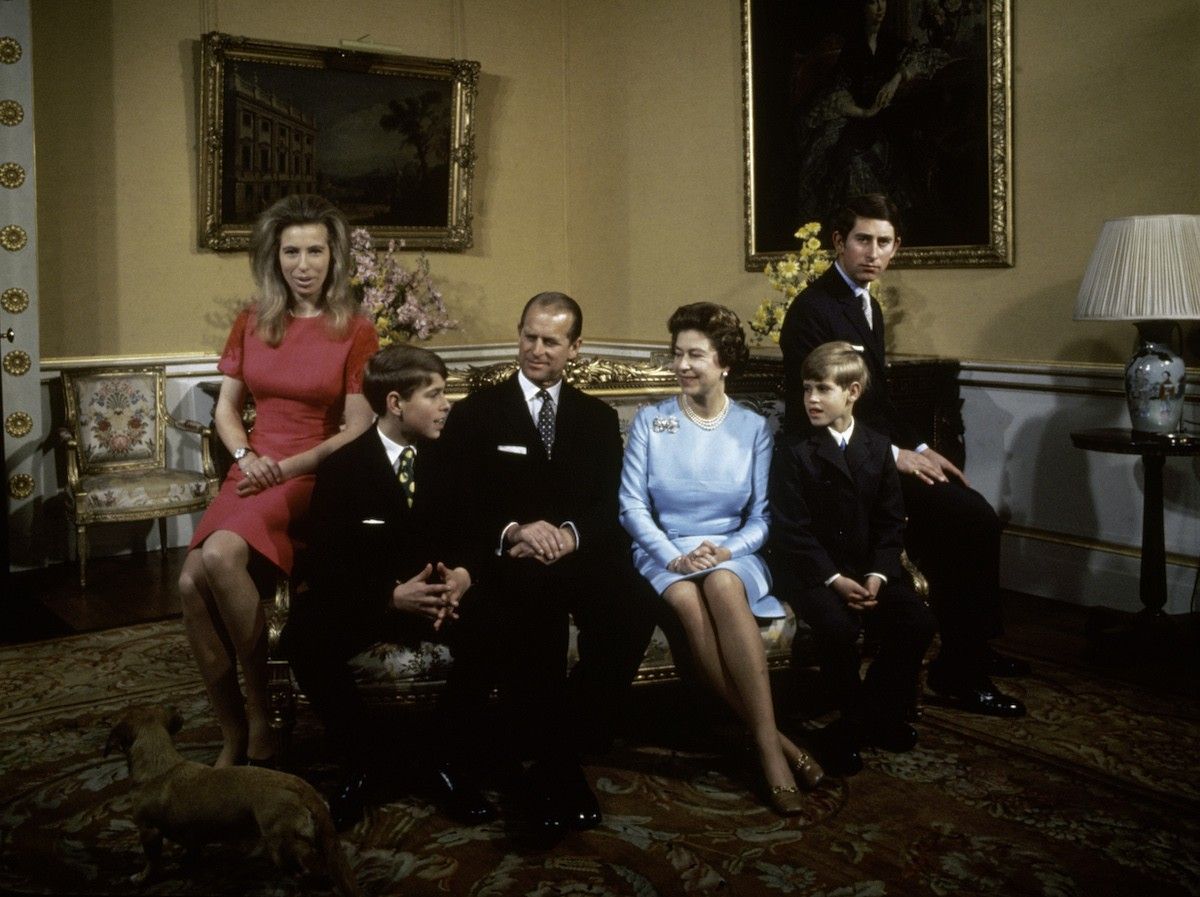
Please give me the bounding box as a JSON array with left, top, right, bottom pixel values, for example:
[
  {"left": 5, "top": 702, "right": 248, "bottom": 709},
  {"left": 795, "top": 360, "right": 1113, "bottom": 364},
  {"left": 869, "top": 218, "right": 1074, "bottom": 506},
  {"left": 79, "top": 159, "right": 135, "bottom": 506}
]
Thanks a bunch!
[{"left": 263, "top": 353, "right": 945, "bottom": 735}]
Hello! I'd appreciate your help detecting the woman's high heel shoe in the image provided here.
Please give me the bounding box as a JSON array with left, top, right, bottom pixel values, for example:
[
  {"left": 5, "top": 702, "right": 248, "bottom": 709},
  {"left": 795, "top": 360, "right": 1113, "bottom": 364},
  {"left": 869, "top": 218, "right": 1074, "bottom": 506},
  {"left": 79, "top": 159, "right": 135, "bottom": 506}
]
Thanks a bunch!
[
  {"left": 792, "top": 750, "right": 825, "bottom": 791},
  {"left": 768, "top": 784, "right": 805, "bottom": 817}
]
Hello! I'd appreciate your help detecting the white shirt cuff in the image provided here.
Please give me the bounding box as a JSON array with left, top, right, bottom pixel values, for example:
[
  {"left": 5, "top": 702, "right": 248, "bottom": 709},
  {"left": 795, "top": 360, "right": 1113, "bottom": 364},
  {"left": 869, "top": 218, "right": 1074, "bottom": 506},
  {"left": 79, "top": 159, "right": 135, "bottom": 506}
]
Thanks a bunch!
[{"left": 497, "top": 521, "right": 519, "bottom": 556}]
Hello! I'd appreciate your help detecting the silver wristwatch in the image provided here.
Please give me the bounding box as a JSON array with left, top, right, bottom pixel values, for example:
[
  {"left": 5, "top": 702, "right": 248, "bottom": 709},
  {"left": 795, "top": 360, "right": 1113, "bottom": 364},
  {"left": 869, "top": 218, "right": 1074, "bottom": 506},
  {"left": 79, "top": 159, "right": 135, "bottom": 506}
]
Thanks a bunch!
[{"left": 232, "top": 447, "right": 251, "bottom": 462}]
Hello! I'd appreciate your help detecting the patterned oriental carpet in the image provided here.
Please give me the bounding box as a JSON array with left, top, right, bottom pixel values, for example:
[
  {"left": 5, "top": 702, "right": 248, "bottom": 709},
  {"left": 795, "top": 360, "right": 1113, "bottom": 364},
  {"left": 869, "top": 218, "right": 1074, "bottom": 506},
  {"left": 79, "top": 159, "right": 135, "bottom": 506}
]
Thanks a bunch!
[{"left": 1, "top": 620, "right": 1197, "bottom": 897}]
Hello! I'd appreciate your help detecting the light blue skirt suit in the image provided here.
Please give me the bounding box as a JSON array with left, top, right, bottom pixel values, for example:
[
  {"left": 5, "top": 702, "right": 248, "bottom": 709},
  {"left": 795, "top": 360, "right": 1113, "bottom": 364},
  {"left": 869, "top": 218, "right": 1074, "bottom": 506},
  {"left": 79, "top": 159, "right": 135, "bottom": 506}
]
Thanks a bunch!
[{"left": 619, "top": 396, "right": 786, "bottom": 619}]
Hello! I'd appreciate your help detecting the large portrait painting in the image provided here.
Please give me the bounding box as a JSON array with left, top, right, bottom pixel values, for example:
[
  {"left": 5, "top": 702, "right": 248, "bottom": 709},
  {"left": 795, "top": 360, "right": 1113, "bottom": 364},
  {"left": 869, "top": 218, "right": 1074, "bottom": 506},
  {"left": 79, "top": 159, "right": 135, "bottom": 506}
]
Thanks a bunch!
[
  {"left": 742, "top": 0, "right": 1012, "bottom": 269},
  {"left": 198, "top": 32, "right": 479, "bottom": 251}
]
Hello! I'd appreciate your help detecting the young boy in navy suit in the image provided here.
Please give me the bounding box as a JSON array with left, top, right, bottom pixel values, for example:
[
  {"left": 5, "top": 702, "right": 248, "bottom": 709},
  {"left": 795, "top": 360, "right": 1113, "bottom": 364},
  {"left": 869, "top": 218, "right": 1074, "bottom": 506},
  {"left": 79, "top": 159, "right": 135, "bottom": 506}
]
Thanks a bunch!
[
  {"left": 769, "top": 341, "right": 936, "bottom": 776},
  {"left": 281, "top": 344, "right": 473, "bottom": 828}
]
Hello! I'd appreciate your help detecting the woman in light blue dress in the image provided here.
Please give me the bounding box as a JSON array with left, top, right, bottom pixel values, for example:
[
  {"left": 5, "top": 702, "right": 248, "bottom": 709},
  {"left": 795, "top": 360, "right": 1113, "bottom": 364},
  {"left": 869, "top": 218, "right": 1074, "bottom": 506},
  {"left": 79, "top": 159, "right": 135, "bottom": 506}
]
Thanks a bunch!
[{"left": 619, "top": 303, "right": 824, "bottom": 816}]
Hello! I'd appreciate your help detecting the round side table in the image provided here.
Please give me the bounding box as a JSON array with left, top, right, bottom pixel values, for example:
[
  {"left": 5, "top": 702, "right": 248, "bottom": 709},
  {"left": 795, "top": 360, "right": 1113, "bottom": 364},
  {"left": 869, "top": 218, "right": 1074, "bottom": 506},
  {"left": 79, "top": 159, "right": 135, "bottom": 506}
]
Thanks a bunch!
[
  {"left": 1070, "top": 428, "right": 1200, "bottom": 662},
  {"left": 1070, "top": 428, "right": 1200, "bottom": 614}
]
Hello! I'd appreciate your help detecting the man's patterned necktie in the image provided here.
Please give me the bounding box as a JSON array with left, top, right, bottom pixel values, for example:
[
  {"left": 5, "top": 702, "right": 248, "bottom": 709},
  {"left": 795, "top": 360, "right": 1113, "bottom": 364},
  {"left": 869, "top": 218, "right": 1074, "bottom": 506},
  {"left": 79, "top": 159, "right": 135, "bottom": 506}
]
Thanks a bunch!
[
  {"left": 397, "top": 445, "right": 416, "bottom": 508},
  {"left": 535, "top": 389, "right": 555, "bottom": 457}
]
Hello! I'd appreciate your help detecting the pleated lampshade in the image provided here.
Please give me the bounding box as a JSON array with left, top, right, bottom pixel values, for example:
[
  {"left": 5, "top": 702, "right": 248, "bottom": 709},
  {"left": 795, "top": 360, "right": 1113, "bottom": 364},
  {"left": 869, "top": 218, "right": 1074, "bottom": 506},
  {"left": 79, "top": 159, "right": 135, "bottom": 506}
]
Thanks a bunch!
[{"left": 1074, "top": 215, "right": 1200, "bottom": 321}]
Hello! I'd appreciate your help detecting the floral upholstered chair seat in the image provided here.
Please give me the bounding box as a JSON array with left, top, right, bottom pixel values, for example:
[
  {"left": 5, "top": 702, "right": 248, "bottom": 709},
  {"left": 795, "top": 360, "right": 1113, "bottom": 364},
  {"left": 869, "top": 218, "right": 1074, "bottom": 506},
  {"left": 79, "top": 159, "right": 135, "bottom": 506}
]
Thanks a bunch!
[
  {"left": 59, "top": 366, "right": 219, "bottom": 587},
  {"left": 75, "top": 469, "right": 214, "bottom": 512}
]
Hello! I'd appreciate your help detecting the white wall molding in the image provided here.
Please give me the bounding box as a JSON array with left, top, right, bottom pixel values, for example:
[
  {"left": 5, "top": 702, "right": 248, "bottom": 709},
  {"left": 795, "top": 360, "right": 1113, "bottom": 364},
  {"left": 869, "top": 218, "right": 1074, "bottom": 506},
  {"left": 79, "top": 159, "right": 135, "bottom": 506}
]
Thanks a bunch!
[{"left": 14, "top": 352, "right": 1200, "bottom": 618}]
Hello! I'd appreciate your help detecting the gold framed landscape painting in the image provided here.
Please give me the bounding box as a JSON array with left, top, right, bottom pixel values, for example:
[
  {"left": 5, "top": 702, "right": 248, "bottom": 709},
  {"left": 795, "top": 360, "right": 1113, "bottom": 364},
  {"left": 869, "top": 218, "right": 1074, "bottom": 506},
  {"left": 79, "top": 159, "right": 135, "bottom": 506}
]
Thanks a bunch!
[
  {"left": 198, "top": 32, "right": 480, "bottom": 252},
  {"left": 742, "top": 0, "right": 1012, "bottom": 269}
]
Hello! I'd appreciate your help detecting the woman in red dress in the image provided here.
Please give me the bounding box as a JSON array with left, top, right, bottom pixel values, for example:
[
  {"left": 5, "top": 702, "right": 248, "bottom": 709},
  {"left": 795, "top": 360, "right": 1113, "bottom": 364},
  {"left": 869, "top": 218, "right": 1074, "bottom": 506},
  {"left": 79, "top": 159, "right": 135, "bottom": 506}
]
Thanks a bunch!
[{"left": 180, "top": 194, "right": 378, "bottom": 766}]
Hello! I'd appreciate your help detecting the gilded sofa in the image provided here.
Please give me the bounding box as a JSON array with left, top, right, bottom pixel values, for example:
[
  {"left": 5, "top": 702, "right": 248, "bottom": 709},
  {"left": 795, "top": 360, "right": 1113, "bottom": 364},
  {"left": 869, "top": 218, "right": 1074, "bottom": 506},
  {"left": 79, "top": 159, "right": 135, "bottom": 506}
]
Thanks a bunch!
[{"left": 263, "top": 353, "right": 951, "bottom": 732}]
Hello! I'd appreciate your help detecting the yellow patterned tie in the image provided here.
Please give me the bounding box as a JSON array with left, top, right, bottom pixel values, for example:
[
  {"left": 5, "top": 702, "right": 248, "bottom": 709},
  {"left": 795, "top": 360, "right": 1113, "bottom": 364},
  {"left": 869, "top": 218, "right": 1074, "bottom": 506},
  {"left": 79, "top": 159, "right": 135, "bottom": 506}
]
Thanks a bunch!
[{"left": 397, "top": 446, "right": 416, "bottom": 508}]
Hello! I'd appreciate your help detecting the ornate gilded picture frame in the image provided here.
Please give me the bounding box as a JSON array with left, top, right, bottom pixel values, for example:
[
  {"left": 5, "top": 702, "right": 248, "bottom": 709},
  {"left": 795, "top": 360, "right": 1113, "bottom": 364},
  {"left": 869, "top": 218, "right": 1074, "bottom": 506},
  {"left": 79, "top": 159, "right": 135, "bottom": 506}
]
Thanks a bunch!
[
  {"left": 742, "top": 0, "right": 1012, "bottom": 269},
  {"left": 198, "top": 32, "right": 479, "bottom": 252}
]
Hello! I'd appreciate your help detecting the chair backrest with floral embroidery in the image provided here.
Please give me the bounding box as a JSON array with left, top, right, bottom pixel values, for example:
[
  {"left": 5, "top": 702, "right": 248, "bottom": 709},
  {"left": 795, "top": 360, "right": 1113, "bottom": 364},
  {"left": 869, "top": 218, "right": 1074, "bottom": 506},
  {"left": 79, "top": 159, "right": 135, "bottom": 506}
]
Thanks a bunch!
[{"left": 61, "top": 366, "right": 168, "bottom": 474}]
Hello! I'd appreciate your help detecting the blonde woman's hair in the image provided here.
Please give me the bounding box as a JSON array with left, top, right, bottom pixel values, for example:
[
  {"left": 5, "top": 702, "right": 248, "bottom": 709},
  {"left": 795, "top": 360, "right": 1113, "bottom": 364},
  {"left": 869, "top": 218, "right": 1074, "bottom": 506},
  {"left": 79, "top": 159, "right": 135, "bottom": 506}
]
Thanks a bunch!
[
  {"left": 801, "top": 341, "right": 870, "bottom": 392},
  {"left": 248, "top": 194, "right": 356, "bottom": 346}
]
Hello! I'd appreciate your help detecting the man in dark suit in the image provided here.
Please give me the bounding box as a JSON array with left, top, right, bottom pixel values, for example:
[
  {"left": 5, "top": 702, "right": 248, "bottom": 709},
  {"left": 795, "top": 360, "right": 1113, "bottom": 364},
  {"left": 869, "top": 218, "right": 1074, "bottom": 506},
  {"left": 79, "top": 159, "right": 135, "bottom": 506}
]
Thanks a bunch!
[
  {"left": 281, "top": 345, "right": 479, "bottom": 830},
  {"left": 778, "top": 193, "right": 1027, "bottom": 718},
  {"left": 770, "top": 341, "right": 936, "bottom": 775},
  {"left": 428, "top": 292, "right": 655, "bottom": 841}
]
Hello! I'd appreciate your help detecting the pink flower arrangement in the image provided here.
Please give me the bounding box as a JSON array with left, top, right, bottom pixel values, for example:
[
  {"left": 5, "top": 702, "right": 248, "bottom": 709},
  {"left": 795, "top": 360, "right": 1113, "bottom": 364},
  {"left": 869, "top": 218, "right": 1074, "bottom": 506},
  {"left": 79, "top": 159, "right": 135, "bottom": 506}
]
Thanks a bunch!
[{"left": 349, "top": 228, "right": 458, "bottom": 344}]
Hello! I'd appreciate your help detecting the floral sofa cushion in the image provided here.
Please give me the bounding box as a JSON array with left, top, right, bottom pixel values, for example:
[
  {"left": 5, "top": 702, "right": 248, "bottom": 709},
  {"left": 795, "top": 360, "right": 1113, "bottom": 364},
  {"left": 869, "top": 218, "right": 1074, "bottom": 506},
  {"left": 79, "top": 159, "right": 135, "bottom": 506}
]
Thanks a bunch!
[{"left": 345, "top": 612, "right": 808, "bottom": 695}]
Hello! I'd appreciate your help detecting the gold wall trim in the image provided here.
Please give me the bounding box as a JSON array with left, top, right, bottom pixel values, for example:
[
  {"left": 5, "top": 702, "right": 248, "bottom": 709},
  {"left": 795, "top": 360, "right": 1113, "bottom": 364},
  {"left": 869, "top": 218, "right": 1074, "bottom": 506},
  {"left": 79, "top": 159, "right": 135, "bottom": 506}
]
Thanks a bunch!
[
  {"left": 1002, "top": 522, "right": 1198, "bottom": 570},
  {"left": 8, "top": 472, "right": 33, "bottom": 499},
  {"left": 0, "top": 285, "right": 27, "bottom": 312},
  {"left": 0, "top": 98, "right": 22, "bottom": 125},
  {"left": 5, "top": 410, "right": 32, "bottom": 437},
  {"left": 0, "top": 36, "right": 21, "bottom": 64},
  {"left": 41, "top": 353, "right": 219, "bottom": 370},
  {"left": 0, "top": 222, "right": 27, "bottom": 250}
]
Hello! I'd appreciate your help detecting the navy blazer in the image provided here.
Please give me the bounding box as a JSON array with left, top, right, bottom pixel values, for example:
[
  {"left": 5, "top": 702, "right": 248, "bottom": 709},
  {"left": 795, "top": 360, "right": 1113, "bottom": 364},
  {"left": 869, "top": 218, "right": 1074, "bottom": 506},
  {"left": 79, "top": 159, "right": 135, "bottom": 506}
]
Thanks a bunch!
[
  {"left": 426, "top": 373, "right": 628, "bottom": 574},
  {"left": 768, "top": 421, "right": 906, "bottom": 589},
  {"left": 779, "top": 265, "right": 918, "bottom": 448},
  {"left": 303, "top": 425, "right": 447, "bottom": 613}
]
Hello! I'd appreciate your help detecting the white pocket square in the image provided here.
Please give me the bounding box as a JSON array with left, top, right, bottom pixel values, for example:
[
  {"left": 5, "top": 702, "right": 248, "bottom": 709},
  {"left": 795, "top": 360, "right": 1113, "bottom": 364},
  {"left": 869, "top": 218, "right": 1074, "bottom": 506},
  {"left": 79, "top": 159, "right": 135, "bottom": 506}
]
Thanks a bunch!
[
  {"left": 850, "top": 344, "right": 865, "bottom": 353},
  {"left": 361, "top": 518, "right": 386, "bottom": 525},
  {"left": 497, "top": 444, "right": 527, "bottom": 455}
]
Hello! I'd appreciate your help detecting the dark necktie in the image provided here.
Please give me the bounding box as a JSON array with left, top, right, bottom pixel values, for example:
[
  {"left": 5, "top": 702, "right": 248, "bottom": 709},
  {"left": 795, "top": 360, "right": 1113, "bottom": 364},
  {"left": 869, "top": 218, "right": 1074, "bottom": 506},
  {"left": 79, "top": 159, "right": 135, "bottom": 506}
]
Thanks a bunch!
[
  {"left": 397, "top": 446, "right": 416, "bottom": 508},
  {"left": 839, "top": 437, "right": 848, "bottom": 453},
  {"left": 535, "top": 389, "right": 555, "bottom": 457}
]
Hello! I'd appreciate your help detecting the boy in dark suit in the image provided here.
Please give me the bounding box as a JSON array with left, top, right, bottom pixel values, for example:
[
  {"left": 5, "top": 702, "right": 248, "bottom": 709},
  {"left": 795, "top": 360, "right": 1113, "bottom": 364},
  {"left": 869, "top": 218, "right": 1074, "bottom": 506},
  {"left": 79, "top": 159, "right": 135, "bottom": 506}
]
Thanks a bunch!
[
  {"left": 281, "top": 344, "right": 475, "bottom": 829},
  {"left": 769, "top": 341, "right": 936, "bottom": 776}
]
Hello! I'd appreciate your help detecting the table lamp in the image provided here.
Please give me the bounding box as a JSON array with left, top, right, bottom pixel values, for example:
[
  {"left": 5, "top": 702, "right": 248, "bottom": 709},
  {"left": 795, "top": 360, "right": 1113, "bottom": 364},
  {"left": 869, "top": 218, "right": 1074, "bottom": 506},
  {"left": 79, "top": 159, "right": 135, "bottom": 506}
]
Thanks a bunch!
[{"left": 1073, "top": 214, "right": 1200, "bottom": 434}]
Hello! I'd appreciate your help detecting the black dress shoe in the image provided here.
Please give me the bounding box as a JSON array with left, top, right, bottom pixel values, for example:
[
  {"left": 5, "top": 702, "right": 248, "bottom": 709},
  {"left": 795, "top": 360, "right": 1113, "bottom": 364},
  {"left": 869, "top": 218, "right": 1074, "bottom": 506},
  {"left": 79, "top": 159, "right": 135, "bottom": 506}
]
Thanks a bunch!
[
  {"left": 432, "top": 763, "right": 496, "bottom": 825},
  {"left": 554, "top": 762, "right": 602, "bottom": 831},
  {"left": 329, "top": 772, "right": 372, "bottom": 832},
  {"left": 987, "top": 648, "right": 1031, "bottom": 678},
  {"left": 517, "top": 765, "right": 569, "bottom": 846},
  {"left": 864, "top": 720, "right": 918, "bottom": 753},
  {"left": 519, "top": 759, "right": 601, "bottom": 843},
  {"left": 929, "top": 672, "right": 1027, "bottom": 718},
  {"left": 811, "top": 722, "right": 863, "bottom": 777}
]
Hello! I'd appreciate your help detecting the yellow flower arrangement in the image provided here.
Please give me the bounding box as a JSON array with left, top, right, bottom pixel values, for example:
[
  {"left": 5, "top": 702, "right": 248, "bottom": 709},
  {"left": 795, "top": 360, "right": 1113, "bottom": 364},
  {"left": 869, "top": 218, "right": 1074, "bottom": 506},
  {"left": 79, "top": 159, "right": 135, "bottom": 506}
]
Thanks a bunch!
[
  {"left": 750, "top": 222, "right": 832, "bottom": 344},
  {"left": 750, "top": 221, "right": 896, "bottom": 344}
]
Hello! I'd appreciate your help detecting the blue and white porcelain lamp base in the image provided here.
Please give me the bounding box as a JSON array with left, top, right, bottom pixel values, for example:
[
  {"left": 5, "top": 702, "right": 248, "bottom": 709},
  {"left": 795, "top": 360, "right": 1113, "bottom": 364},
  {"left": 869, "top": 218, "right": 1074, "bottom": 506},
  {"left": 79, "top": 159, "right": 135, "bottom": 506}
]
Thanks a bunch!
[{"left": 1124, "top": 322, "right": 1186, "bottom": 434}]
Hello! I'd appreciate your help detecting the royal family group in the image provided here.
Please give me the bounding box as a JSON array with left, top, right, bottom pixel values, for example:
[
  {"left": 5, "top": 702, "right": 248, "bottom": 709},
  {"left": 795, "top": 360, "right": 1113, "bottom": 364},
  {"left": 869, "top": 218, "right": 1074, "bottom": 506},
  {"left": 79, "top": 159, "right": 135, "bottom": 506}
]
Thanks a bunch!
[{"left": 179, "top": 192, "right": 1029, "bottom": 836}]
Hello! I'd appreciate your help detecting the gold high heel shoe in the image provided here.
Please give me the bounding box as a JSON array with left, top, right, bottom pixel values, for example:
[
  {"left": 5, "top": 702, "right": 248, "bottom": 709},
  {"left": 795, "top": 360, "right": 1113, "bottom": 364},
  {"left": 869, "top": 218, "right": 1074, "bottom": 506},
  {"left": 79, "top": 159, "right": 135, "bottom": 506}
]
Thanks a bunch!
[
  {"left": 792, "top": 750, "right": 825, "bottom": 791},
  {"left": 768, "top": 784, "right": 805, "bottom": 817}
]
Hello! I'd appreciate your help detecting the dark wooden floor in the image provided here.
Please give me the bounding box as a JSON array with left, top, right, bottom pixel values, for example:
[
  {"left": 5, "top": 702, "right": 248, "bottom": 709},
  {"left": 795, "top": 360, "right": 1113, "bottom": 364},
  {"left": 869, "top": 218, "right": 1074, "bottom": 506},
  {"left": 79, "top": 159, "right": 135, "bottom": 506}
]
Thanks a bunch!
[{"left": 4, "top": 548, "right": 1197, "bottom": 697}]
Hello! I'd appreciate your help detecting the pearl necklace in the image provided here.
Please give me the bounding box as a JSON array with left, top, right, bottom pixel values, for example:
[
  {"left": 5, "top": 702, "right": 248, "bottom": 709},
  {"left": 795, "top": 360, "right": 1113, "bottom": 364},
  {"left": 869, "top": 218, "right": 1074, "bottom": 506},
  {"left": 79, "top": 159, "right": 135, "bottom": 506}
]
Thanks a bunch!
[{"left": 679, "top": 394, "right": 730, "bottom": 431}]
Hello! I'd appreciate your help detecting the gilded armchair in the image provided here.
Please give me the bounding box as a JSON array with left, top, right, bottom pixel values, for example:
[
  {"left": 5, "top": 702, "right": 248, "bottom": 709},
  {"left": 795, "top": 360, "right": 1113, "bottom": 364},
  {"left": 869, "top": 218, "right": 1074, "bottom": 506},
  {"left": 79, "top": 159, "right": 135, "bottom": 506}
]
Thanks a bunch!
[{"left": 59, "top": 365, "right": 220, "bottom": 587}]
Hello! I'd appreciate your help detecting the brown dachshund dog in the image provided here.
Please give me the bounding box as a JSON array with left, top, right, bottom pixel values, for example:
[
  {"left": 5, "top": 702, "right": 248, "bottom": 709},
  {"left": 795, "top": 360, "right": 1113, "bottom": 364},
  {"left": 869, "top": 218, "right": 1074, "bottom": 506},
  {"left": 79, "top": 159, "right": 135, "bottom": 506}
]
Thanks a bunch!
[{"left": 104, "top": 705, "right": 360, "bottom": 897}]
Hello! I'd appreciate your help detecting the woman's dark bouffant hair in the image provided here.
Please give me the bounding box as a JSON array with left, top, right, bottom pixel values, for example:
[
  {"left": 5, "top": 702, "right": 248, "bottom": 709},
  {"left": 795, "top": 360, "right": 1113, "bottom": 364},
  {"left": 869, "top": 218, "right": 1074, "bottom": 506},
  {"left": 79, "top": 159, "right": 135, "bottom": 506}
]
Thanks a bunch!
[{"left": 668, "top": 302, "right": 750, "bottom": 370}]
